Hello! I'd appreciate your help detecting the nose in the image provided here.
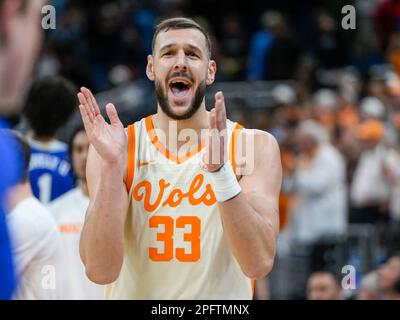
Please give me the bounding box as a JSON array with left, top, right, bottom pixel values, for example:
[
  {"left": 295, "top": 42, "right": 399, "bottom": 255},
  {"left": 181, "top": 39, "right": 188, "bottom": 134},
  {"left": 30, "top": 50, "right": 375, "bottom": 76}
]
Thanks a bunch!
[{"left": 173, "top": 50, "right": 187, "bottom": 72}]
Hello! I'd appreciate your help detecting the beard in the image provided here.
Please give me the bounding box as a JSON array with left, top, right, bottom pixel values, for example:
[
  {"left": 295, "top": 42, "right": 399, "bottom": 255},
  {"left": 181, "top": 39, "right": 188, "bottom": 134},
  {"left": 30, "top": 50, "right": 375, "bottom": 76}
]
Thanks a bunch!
[{"left": 155, "top": 77, "right": 206, "bottom": 120}]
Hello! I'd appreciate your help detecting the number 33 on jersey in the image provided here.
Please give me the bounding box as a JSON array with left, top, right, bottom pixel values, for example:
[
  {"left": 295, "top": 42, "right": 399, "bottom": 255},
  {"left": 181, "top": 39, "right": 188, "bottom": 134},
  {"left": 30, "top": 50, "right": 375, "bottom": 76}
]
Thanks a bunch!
[{"left": 105, "top": 116, "right": 253, "bottom": 300}]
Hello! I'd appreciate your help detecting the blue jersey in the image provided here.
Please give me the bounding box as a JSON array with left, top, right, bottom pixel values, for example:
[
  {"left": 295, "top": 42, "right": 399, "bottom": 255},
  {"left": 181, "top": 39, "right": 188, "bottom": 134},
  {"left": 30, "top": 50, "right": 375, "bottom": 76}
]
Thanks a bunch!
[
  {"left": 28, "top": 139, "right": 74, "bottom": 204},
  {"left": 0, "top": 119, "right": 19, "bottom": 299}
]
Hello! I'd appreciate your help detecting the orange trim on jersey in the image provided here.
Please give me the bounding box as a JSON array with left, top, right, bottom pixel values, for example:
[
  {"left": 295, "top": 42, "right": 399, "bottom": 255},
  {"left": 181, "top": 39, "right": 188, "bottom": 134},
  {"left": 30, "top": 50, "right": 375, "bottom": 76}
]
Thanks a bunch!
[
  {"left": 126, "top": 124, "right": 136, "bottom": 192},
  {"left": 229, "top": 123, "right": 244, "bottom": 175},
  {"left": 145, "top": 115, "right": 205, "bottom": 164},
  {"left": 252, "top": 279, "right": 255, "bottom": 299}
]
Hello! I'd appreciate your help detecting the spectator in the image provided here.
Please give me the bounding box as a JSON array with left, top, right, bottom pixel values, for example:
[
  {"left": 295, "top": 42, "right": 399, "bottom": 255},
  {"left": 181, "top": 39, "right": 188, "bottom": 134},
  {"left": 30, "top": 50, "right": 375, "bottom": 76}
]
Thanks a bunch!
[
  {"left": 48, "top": 128, "right": 103, "bottom": 299},
  {"left": 378, "top": 255, "right": 400, "bottom": 299},
  {"left": 23, "top": 76, "right": 77, "bottom": 204},
  {"left": 283, "top": 120, "right": 347, "bottom": 245},
  {"left": 358, "top": 271, "right": 382, "bottom": 300},
  {"left": 350, "top": 119, "right": 391, "bottom": 223},
  {"left": 246, "top": 11, "right": 275, "bottom": 81},
  {"left": 381, "top": 144, "right": 400, "bottom": 222},
  {"left": 307, "top": 271, "right": 343, "bottom": 300},
  {"left": 359, "top": 97, "right": 386, "bottom": 121},
  {"left": 313, "top": 11, "right": 349, "bottom": 70},
  {"left": 373, "top": 0, "right": 400, "bottom": 51},
  {"left": 311, "top": 88, "right": 339, "bottom": 135},
  {"left": 218, "top": 14, "right": 248, "bottom": 81},
  {"left": 263, "top": 12, "right": 302, "bottom": 80}
]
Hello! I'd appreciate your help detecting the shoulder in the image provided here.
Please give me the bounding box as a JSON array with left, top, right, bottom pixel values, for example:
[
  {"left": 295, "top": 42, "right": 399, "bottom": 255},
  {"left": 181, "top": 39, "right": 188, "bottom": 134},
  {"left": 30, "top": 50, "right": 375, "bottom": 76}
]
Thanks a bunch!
[
  {"left": 125, "top": 117, "right": 148, "bottom": 134},
  {"left": 238, "top": 128, "right": 280, "bottom": 158},
  {"left": 29, "top": 138, "right": 68, "bottom": 153},
  {"left": 319, "top": 144, "right": 344, "bottom": 165},
  {"left": 233, "top": 128, "right": 281, "bottom": 176},
  {"left": 9, "top": 198, "right": 59, "bottom": 245}
]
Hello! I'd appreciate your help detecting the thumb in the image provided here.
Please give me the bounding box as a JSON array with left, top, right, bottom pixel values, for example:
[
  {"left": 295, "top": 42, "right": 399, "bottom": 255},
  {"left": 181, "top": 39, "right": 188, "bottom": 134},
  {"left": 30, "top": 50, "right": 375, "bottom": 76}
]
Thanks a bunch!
[{"left": 106, "top": 103, "right": 122, "bottom": 126}]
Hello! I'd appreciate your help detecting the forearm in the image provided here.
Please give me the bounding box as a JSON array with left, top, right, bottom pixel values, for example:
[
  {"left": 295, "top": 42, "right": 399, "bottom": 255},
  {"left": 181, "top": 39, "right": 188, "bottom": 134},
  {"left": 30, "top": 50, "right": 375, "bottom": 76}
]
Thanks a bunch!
[
  {"left": 219, "top": 192, "right": 277, "bottom": 279},
  {"left": 80, "top": 163, "right": 128, "bottom": 284}
]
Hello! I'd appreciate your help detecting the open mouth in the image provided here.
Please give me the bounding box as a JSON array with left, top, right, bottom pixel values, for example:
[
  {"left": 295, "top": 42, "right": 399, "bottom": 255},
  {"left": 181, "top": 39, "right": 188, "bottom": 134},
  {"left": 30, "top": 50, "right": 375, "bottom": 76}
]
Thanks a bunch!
[{"left": 168, "top": 78, "right": 192, "bottom": 98}]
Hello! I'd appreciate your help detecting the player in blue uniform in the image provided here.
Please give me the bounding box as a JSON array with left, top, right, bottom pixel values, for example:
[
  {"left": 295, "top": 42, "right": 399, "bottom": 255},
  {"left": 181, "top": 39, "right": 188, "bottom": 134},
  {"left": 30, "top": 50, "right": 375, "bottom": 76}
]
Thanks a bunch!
[
  {"left": 23, "top": 76, "right": 78, "bottom": 204},
  {"left": 0, "top": 125, "right": 20, "bottom": 299}
]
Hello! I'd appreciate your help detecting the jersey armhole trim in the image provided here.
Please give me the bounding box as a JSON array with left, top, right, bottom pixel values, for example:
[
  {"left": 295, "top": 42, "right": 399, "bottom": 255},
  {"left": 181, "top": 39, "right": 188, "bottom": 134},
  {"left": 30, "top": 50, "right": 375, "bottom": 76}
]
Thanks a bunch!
[
  {"left": 126, "top": 124, "right": 136, "bottom": 192},
  {"left": 229, "top": 123, "right": 244, "bottom": 175}
]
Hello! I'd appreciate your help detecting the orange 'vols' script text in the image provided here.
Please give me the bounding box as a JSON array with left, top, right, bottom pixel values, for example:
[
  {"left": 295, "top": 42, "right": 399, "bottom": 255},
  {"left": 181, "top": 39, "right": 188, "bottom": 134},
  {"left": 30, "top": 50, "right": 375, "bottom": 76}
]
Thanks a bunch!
[{"left": 133, "top": 173, "right": 216, "bottom": 211}]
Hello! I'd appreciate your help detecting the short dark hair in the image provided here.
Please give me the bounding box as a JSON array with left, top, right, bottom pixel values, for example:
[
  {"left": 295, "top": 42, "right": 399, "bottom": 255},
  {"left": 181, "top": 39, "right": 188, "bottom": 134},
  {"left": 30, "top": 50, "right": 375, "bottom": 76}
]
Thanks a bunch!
[
  {"left": 24, "top": 76, "right": 78, "bottom": 138},
  {"left": 152, "top": 17, "right": 212, "bottom": 59}
]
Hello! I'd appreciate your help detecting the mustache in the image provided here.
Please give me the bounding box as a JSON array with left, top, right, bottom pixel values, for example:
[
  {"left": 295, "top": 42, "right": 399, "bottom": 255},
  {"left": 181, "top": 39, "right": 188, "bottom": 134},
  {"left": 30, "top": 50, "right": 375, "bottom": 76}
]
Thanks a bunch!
[{"left": 167, "top": 71, "right": 194, "bottom": 83}]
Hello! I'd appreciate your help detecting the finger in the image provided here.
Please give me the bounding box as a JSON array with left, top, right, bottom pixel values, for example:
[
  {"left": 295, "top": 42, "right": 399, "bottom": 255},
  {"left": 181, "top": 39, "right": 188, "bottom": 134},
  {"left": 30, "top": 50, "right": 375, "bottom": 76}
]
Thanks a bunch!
[
  {"left": 209, "top": 107, "right": 217, "bottom": 130},
  {"left": 77, "top": 92, "right": 87, "bottom": 106},
  {"left": 204, "top": 134, "right": 213, "bottom": 167},
  {"left": 78, "top": 93, "right": 95, "bottom": 122},
  {"left": 209, "top": 109, "right": 221, "bottom": 166},
  {"left": 106, "top": 103, "right": 122, "bottom": 126},
  {"left": 220, "top": 91, "right": 227, "bottom": 123},
  {"left": 204, "top": 111, "right": 215, "bottom": 167},
  {"left": 78, "top": 87, "right": 95, "bottom": 118},
  {"left": 79, "top": 104, "right": 93, "bottom": 132},
  {"left": 80, "top": 87, "right": 96, "bottom": 117},
  {"left": 81, "top": 87, "right": 99, "bottom": 117},
  {"left": 214, "top": 91, "right": 226, "bottom": 130},
  {"left": 89, "top": 91, "right": 101, "bottom": 116}
]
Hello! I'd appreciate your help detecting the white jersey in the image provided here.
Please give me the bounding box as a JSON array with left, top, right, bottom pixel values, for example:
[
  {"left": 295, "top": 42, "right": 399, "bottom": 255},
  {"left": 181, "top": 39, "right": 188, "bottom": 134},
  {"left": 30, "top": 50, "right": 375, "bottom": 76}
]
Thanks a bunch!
[
  {"left": 105, "top": 115, "right": 253, "bottom": 300},
  {"left": 48, "top": 187, "right": 104, "bottom": 299},
  {"left": 7, "top": 197, "right": 64, "bottom": 300}
]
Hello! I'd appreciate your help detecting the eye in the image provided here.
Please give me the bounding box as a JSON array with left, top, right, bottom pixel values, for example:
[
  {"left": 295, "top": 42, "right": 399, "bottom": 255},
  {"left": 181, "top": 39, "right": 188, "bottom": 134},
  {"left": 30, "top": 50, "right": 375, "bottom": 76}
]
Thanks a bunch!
[
  {"left": 162, "top": 51, "right": 173, "bottom": 57},
  {"left": 187, "top": 52, "right": 199, "bottom": 58}
]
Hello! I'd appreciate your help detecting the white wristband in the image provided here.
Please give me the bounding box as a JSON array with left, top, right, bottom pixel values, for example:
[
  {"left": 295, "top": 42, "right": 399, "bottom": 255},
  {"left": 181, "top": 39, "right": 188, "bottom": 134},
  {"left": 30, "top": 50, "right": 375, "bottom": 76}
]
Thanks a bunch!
[{"left": 207, "top": 161, "right": 242, "bottom": 202}]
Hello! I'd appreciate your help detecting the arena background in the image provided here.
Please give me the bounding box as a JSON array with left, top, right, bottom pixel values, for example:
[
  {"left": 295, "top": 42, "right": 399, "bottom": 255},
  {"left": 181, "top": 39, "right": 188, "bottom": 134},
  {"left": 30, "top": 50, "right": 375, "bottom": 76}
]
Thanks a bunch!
[{"left": 10, "top": 0, "right": 400, "bottom": 300}]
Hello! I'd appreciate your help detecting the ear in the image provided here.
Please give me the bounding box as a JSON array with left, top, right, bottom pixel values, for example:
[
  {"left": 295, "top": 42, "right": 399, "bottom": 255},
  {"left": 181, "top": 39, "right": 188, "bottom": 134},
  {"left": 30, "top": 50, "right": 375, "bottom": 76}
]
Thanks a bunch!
[
  {"left": 206, "top": 60, "right": 217, "bottom": 86},
  {"left": 0, "top": 0, "right": 22, "bottom": 45},
  {"left": 146, "top": 54, "right": 155, "bottom": 81}
]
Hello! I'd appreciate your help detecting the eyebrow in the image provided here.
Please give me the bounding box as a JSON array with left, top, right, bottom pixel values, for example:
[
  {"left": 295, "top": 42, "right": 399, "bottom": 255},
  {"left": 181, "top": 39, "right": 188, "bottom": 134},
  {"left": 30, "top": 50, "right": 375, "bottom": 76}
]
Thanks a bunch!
[{"left": 159, "top": 43, "right": 203, "bottom": 55}]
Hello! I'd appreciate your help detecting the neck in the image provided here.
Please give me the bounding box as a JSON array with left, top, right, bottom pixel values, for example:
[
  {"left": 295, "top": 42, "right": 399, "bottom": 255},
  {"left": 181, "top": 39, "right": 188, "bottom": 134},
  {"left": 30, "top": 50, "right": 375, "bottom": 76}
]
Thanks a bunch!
[
  {"left": 79, "top": 179, "right": 89, "bottom": 197},
  {"left": 154, "top": 102, "right": 210, "bottom": 132},
  {"left": 27, "top": 130, "right": 54, "bottom": 143},
  {"left": 7, "top": 182, "right": 33, "bottom": 212},
  {"left": 152, "top": 103, "right": 210, "bottom": 153}
]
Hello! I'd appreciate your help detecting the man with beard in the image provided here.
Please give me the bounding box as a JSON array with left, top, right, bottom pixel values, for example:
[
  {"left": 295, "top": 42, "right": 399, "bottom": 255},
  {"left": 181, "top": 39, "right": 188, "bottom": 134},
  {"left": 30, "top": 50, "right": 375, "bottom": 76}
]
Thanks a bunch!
[{"left": 77, "top": 17, "right": 282, "bottom": 299}]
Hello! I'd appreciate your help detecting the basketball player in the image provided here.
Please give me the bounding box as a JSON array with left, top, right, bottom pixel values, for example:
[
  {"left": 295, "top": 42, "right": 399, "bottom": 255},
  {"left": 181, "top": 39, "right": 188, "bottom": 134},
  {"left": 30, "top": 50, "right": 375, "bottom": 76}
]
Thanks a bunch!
[
  {"left": 6, "top": 131, "right": 64, "bottom": 300},
  {"left": 0, "top": 0, "right": 46, "bottom": 299},
  {"left": 78, "top": 17, "right": 282, "bottom": 299},
  {"left": 48, "top": 127, "right": 103, "bottom": 299},
  {"left": 24, "top": 76, "right": 77, "bottom": 204}
]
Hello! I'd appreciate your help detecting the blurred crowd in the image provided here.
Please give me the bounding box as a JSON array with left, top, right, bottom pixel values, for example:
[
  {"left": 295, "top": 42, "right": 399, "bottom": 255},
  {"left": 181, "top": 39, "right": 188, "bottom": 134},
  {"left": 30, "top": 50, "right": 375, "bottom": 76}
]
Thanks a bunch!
[
  {"left": 3, "top": 0, "right": 400, "bottom": 300},
  {"left": 36, "top": 0, "right": 359, "bottom": 90}
]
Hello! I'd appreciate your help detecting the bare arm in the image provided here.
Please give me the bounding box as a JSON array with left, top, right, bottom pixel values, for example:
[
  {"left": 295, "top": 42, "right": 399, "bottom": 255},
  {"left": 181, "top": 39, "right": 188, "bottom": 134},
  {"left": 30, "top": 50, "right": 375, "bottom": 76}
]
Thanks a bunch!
[
  {"left": 203, "top": 92, "right": 282, "bottom": 280},
  {"left": 219, "top": 130, "right": 281, "bottom": 279},
  {"left": 77, "top": 88, "right": 128, "bottom": 284}
]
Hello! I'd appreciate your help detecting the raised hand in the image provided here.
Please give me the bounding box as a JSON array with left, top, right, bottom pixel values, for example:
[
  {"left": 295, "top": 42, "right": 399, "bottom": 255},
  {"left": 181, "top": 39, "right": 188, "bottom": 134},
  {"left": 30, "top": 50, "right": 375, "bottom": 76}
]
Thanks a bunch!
[
  {"left": 77, "top": 87, "right": 127, "bottom": 166},
  {"left": 201, "top": 91, "right": 228, "bottom": 172}
]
